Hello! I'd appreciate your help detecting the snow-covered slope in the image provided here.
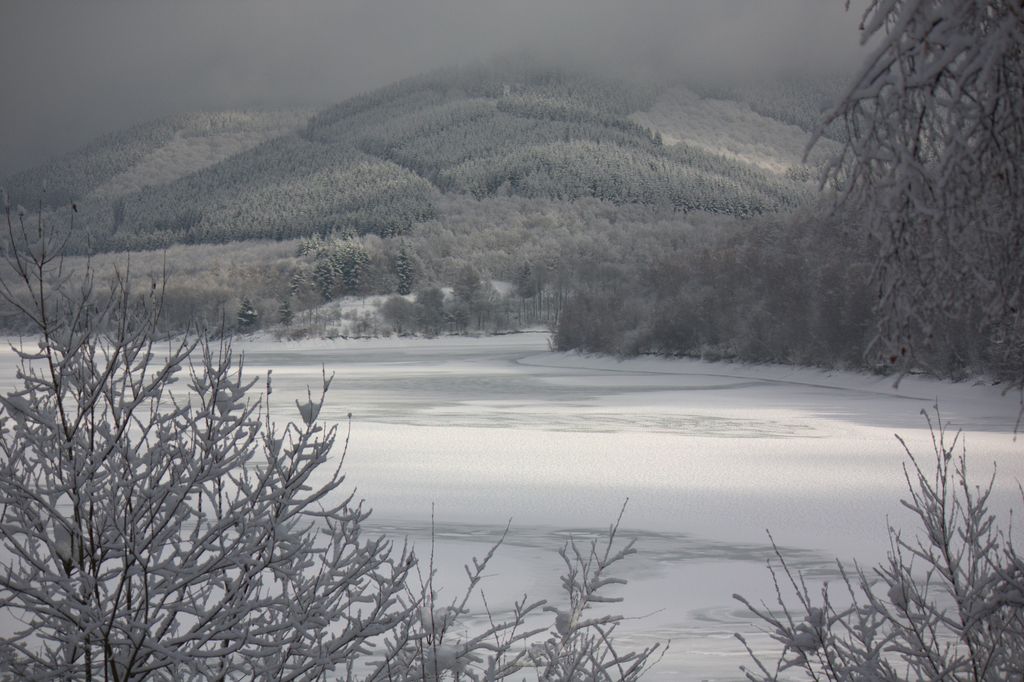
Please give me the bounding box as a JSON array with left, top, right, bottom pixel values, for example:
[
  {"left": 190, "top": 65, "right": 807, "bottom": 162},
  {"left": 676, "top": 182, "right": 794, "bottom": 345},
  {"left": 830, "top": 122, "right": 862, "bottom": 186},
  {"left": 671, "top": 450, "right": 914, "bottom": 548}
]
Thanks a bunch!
[
  {"left": 630, "top": 86, "right": 840, "bottom": 174},
  {"left": 4, "top": 59, "right": 841, "bottom": 255},
  {"left": 90, "top": 111, "right": 309, "bottom": 198}
]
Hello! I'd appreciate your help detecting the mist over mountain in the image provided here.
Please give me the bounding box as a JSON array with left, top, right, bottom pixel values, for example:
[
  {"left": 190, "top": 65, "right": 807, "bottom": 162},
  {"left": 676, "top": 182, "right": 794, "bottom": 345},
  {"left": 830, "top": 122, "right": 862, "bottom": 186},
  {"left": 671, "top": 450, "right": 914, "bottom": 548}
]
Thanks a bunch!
[
  {"left": 0, "top": 0, "right": 864, "bottom": 178},
  {"left": 1, "top": 55, "right": 906, "bottom": 375},
  {"left": 3, "top": 56, "right": 846, "bottom": 254}
]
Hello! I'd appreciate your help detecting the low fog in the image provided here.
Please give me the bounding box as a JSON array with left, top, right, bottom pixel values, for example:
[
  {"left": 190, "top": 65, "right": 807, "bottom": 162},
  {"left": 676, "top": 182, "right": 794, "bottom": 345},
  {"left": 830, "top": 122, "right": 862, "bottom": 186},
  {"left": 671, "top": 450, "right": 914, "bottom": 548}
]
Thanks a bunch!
[{"left": 0, "top": 0, "right": 865, "bottom": 177}]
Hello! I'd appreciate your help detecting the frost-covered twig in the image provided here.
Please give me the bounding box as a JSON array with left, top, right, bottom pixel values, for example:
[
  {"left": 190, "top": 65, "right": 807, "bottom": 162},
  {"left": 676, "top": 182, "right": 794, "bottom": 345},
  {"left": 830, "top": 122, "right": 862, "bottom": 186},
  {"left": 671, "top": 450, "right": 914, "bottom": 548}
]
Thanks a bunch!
[
  {"left": 0, "top": 205, "right": 414, "bottom": 680},
  {"left": 736, "top": 408, "right": 1024, "bottom": 681}
]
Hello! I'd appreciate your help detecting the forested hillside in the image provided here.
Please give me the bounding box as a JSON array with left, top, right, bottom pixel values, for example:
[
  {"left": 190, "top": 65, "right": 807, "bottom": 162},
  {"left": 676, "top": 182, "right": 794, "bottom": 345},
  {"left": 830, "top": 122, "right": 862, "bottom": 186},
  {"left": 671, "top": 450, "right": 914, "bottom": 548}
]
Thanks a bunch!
[
  {"left": 2, "top": 57, "right": 834, "bottom": 255},
  {"left": 4, "top": 111, "right": 308, "bottom": 211},
  {"left": 11, "top": 58, "right": 963, "bottom": 377}
]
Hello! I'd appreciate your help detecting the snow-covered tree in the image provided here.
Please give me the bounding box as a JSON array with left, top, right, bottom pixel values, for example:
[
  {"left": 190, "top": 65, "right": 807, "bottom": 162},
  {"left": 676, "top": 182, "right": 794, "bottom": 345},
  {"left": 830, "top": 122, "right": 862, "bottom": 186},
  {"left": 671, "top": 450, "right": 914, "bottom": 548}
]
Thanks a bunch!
[
  {"left": 821, "top": 0, "right": 1024, "bottom": 379},
  {"left": 278, "top": 296, "right": 294, "bottom": 326},
  {"left": 237, "top": 296, "right": 259, "bottom": 332},
  {"left": 415, "top": 287, "right": 447, "bottom": 337},
  {"left": 737, "top": 6, "right": 1024, "bottom": 678},
  {"left": 0, "top": 204, "right": 662, "bottom": 680},
  {"left": 452, "top": 263, "right": 483, "bottom": 306},
  {"left": 333, "top": 240, "right": 371, "bottom": 295},
  {"left": 313, "top": 256, "right": 337, "bottom": 301},
  {"left": 394, "top": 242, "right": 415, "bottom": 296},
  {"left": 0, "top": 204, "right": 414, "bottom": 679}
]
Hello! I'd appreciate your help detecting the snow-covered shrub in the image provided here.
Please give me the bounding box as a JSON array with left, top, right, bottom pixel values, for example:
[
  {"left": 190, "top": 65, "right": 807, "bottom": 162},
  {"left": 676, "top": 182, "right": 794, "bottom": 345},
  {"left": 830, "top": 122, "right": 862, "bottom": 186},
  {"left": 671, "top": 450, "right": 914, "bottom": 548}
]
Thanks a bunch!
[
  {"left": 526, "top": 512, "right": 664, "bottom": 680},
  {"left": 735, "top": 411, "right": 1024, "bottom": 681},
  {"left": 372, "top": 507, "right": 664, "bottom": 681},
  {"left": 0, "top": 204, "right": 660, "bottom": 679},
  {"left": 0, "top": 205, "right": 415, "bottom": 679}
]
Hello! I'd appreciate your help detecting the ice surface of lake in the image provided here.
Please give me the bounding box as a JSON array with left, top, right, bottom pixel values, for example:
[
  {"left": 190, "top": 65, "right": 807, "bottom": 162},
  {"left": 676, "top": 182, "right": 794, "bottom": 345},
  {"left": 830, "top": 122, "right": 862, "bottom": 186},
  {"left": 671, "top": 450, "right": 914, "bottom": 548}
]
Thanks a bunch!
[
  {"left": 232, "top": 332, "right": 1024, "bottom": 680},
  {"left": 3, "top": 332, "right": 1022, "bottom": 679}
]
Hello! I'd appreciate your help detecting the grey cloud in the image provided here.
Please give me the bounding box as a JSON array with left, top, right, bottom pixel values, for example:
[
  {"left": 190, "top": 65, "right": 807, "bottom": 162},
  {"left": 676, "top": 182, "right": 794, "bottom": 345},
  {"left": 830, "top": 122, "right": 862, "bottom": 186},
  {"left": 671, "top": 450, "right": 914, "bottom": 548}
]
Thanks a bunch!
[{"left": 0, "top": 0, "right": 866, "bottom": 177}]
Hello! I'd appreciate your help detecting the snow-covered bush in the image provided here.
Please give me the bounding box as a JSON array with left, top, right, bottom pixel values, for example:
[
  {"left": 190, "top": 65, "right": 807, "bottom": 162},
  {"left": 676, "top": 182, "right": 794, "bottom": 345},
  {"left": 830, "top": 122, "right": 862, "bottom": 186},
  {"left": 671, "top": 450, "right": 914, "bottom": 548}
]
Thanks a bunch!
[
  {"left": 0, "top": 203, "right": 660, "bottom": 679},
  {"left": 0, "top": 204, "right": 416, "bottom": 679},
  {"left": 372, "top": 509, "right": 663, "bottom": 681},
  {"left": 735, "top": 411, "right": 1024, "bottom": 680}
]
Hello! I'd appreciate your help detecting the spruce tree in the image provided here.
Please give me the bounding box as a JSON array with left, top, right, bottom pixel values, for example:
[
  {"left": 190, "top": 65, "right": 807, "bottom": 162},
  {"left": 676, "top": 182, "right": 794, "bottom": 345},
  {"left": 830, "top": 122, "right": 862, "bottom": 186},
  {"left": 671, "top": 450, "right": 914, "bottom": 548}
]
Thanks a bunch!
[
  {"left": 394, "top": 243, "right": 415, "bottom": 296},
  {"left": 334, "top": 240, "right": 370, "bottom": 295},
  {"left": 237, "top": 297, "right": 259, "bottom": 333},
  {"left": 313, "top": 258, "right": 336, "bottom": 301},
  {"left": 278, "top": 297, "right": 294, "bottom": 326},
  {"left": 289, "top": 271, "right": 304, "bottom": 297}
]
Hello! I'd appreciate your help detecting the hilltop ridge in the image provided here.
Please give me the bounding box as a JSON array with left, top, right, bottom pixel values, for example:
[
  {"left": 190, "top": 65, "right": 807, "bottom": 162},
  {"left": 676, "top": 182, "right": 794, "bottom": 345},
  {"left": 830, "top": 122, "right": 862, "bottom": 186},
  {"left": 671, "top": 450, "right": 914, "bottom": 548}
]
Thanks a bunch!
[{"left": 3, "top": 57, "right": 840, "bottom": 254}]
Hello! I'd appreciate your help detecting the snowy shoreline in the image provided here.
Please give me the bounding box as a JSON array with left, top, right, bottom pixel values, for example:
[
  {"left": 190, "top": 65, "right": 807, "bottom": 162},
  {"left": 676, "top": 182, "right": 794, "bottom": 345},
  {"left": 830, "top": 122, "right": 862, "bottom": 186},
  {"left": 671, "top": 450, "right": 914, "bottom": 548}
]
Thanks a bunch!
[{"left": 227, "top": 330, "right": 1018, "bottom": 429}]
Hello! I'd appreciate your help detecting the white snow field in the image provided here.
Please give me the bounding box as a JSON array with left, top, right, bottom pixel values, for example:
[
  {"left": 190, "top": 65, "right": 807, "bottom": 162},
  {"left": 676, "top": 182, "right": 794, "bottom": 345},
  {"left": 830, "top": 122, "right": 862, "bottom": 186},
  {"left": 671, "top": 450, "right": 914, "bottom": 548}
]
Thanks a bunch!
[{"left": 3, "top": 332, "right": 1022, "bottom": 679}]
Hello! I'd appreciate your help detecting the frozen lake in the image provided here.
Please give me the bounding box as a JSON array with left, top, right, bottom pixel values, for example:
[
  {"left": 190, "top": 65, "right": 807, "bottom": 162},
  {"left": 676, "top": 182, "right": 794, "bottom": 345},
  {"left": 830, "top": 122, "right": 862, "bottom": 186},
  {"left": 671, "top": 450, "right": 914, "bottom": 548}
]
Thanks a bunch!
[
  {"left": 2, "top": 331, "right": 1022, "bottom": 679},
  {"left": 235, "top": 332, "right": 1024, "bottom": 680}
]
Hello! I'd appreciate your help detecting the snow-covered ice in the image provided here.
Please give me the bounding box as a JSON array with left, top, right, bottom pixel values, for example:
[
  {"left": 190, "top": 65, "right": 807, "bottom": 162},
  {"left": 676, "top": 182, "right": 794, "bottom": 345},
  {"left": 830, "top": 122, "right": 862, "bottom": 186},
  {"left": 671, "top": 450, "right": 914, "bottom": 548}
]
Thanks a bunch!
[{"left": 3, "top": 332, "right": 1022, "bottom": 679}]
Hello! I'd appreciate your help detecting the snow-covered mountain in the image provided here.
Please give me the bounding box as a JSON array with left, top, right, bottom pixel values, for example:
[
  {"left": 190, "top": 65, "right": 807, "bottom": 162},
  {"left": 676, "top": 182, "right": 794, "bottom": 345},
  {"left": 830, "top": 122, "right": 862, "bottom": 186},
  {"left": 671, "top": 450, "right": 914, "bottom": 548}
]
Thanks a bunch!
[
  {"left": 630, "top": 86, "right": 839, "bottom": 174},
  {"left": 3, "top": 58, "right": 841, "bottom": 254},
  {"left": 5, "top": 111, "right": 309, "bottom": 210}
]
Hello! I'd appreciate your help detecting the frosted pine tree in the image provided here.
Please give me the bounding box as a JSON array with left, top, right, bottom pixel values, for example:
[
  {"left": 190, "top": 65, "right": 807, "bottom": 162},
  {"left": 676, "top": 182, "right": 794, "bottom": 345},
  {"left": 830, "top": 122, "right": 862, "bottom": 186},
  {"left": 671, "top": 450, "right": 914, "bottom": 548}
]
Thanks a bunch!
[
  {"left": 394, "top": 243, "right": 415, "bottom": 296},
  {"left": 237, "top": 297, "right": 259, "bottom": 333}
]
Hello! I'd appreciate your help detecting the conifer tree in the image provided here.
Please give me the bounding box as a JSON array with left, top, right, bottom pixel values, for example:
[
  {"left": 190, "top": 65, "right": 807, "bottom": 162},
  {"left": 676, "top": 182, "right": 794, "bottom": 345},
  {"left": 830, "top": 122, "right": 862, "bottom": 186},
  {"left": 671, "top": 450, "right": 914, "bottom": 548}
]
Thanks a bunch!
[
  {"left": 394, "top": 242, "right": 415, "bottom": 296},
  {"left": 313, "top": 258, "right": 336, "bottom": 302},
  {"left": 237, "top": 297, "right": 259, "bottom": 333},
  {"left": 278, "top": 297, "right": 294, "bottom": 326}
]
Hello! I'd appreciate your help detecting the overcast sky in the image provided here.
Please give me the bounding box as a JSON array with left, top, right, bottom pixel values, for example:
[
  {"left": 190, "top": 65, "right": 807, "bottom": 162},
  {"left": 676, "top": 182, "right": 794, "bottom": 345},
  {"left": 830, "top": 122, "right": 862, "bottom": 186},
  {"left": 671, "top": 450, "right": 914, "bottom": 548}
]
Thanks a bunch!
[{"left": 0, "top": 0, "right": 866, "bottom": 177}]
